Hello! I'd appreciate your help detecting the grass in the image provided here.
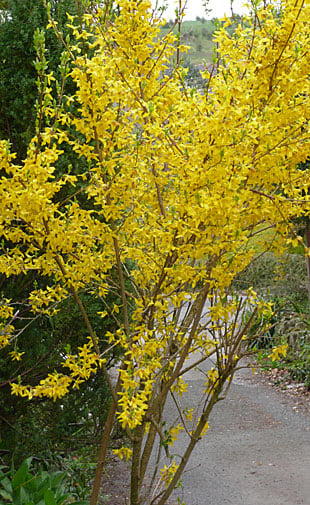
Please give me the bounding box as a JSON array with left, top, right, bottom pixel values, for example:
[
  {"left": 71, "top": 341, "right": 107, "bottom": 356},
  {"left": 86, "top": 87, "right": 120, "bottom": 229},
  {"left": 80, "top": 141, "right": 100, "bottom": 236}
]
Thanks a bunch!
[
  {"left": 159, "top": 17, "right": 242, "bottom": 65},
  {"left": 160, "top": 19, "right": 215, "bottom": 65}
]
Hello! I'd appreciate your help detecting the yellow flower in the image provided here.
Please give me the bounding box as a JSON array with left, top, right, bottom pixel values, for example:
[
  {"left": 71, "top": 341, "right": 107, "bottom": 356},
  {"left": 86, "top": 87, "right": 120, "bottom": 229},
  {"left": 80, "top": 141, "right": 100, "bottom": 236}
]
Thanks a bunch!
[
  {"left": 268, "top": 344, "right": 288, "bottom": 362},
  {"left": 9, "top": 351, "right": 25, "bottom": 361},
  {"left": 160, "top": 461, "right": 179, "bottom": 487},
  {"left": 113, "top": 447, "right": 133, "bottom": 460}
]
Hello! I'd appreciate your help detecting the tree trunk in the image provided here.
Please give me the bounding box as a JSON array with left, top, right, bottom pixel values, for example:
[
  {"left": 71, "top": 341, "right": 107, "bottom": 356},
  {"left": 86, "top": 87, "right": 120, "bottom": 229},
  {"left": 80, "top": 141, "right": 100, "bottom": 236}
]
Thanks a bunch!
[{"left": 89, "top": 397, "right": 118, "bottom": 505}]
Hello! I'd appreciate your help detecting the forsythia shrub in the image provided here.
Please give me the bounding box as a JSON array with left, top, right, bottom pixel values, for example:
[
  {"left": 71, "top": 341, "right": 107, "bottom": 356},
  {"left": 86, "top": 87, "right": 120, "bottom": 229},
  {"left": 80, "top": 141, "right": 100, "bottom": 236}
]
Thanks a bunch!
[{"left": 1, "top": 1, "right": 310, "bottom": 504}]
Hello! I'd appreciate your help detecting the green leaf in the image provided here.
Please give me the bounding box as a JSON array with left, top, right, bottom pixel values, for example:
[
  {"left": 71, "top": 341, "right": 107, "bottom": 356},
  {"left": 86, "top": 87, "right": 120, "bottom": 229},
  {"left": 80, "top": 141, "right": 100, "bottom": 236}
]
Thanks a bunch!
[
  {"left": 55, "top": 494, "right": 69, "bottom": 505},
  {"left": 25, "top": 473, "right": 37, "bottom": 494},
  {"left": 0, "top": 489, "right": 12, "bottom": 501},
  {"left": 12, "top": 459, "right": 32, "bottom": 490},
  {"left": 12, "top": 463, "right": 27, "bottom": 490},
  {"left": 44, "top": 489, "right": 57, "bottom": 505},
  {"left": 49, "top": 473, "right": 64, "bottom": 489},
  {"left": 12, "top": 487, "right": 21, "bottom": 505},
  {"left": 36, "top": 477, "right": 50, "bottom": 501},
  {"left": 1, "top": 476, "right": 13, "bottom": 494},
  {"left": 0, "top": 470, "right": 11, "bottom": 483},
  {"left": 20, "top": 486, "right": 30, "bottom": 505}
]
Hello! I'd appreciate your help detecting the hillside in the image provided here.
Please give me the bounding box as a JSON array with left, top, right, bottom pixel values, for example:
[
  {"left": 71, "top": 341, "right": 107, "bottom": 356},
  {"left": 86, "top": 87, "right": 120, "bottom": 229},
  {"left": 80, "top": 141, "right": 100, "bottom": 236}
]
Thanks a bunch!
[
  {"left": 160, "top": 18, "right": 215, "bottom": 65},
  {"left": 160, "top": 15, "right": 242, "bottom": 66}
]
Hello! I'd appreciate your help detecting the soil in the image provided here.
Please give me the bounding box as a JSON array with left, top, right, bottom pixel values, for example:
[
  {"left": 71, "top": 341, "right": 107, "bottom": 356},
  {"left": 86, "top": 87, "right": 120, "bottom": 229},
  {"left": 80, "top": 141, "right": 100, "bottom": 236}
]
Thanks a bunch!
[{"left": 100, "top": 452, "right": 131, "bottom": 505}]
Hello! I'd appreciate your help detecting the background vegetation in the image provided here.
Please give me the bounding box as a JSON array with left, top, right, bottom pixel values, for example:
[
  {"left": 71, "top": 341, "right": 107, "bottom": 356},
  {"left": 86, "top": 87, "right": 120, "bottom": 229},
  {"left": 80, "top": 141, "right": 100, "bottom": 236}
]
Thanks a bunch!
[{"left": 234, "top": 251, "right": 310, "bottom": 388}]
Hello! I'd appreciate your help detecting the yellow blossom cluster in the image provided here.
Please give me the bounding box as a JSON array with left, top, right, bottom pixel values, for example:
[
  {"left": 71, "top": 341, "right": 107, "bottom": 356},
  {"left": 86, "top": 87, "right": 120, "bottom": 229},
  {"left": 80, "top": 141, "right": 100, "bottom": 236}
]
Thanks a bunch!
[
  {"left": 11, "top": 373, "right": 72, "bottom": 401},
  {"left": 0, "top": 299, "right": 14, "bottom": 349},
  {"left": 63, "top": 337, "right": 105, "bottom": 388},
  {"left": 112, "top": 447, "right": 133, "bottom": 461},
  {"left": 29, "top": 285, "right": 68, "bottom": 315},
  {"left": 203, "top": 368, "right": 220, "bottom": 395},
  {"left": 268, "top": 344, "right": 288, "bottom": 362},
  {"left": 9, "top": 338, "right": 104, "bottom": 399},
  {"left": 166, "top": 423, "right": 184, "bottom": 446},
  {"left": 160, "top": 461, "right": 180, "bottom": 488},
  {"left": 117, "top": 377, "right": 153, "bottom": 429},
  {"left": 9, "top": 350, "right": 25, "bottom": 361},
  {"left": 171, "top": 376, "right": 188, "bottom": 396},
  {"left": 1, "top": 0, "right": 310, "bottom": 441}
]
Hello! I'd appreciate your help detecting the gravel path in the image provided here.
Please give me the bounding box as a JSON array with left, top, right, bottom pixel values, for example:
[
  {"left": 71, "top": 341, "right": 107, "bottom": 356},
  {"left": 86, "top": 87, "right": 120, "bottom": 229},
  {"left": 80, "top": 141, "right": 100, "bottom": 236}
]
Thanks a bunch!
[
  {"left": 164, "top": 366, "right": 310, "bottom": 505},
  {"left": 101, "top": 365, "right": 310, "bottom": 505}
]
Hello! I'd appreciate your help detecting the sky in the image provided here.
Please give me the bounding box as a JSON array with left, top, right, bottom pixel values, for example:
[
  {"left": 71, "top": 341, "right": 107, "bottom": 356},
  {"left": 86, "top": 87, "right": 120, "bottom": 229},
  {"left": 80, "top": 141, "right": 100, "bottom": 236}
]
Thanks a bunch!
[{"left": 152, "top": 0, "right": 249, "bottom": 20}]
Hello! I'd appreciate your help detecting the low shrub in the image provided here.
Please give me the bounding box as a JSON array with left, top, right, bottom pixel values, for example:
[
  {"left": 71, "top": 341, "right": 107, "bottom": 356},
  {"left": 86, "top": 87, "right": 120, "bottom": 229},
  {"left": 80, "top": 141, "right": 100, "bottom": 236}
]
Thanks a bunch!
[
  {"left": 286, "top": 337, "right": 310, "bottom": 388},
  {"left": 0, "top": 458, "right": 87, "bottom": 505}
]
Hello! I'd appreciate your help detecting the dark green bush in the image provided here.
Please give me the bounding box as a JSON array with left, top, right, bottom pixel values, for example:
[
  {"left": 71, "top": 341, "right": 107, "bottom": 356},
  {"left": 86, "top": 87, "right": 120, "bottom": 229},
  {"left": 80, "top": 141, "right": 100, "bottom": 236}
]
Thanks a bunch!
[{"left": 0, "top": 288, "right": 121, "bottom": 466}]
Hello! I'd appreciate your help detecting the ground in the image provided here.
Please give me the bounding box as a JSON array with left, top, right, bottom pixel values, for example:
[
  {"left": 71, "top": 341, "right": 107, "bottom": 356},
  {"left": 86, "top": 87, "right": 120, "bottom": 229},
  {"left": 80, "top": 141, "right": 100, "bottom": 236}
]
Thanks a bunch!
[
  {"left": 99, "top": 366, "right": 310, "bottom": 505},
  {"left": 100, "top": 453, "right": 131, "bottom": 504},
  {"left": 252, "top": 367, "right": 310, "bottom": 416}
]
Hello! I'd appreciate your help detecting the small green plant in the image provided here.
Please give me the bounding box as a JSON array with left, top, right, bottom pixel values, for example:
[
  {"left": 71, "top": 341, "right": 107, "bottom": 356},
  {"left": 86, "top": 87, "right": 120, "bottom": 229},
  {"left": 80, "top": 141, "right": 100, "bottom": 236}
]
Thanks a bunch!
[
  {"left": 242, "top": 297, "right": 282, "bottom": 351},
  {"left": 256, "top": 349, "right": 287, "bottom": 371},
  {"left": 0, "top": 458, "right": 87, "bottom": 505},
  {"left": 56, "top": 452, "right": 96, "bottom": 501},
  {"left": 256, "top": 338, "right": 310, "bottom": 389},
  {"left": 286, "top": 339, "right": 310, "bottom": 388}
]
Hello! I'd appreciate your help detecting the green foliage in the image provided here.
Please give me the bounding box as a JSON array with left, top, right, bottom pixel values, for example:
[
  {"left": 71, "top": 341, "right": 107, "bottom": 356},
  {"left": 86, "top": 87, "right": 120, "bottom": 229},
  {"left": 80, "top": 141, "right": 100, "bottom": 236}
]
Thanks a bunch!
[
  {"left": 0, "top": 0, "right": 79, "bottom": 161},
  {"left": 51, "top": 452, "right": 96, "bottom": 501},
  {"left": 237, "top": 251, "right": 310, "bottom": 388},
  {"left": 245, "top": 289, "right": 310, "bottom": 389},
  {"left": 256, "top": 338, "right": 310, "bottom": 389},
  {"left": 286, "top": 338, "right": 310, "bottom": 387},
  {"left": 0, "top": 287, "right": 119, "bottom": 465},
  {"left": 256, "top": 349, "right": 287, "bottom": 371},
  {"left": 233, "top": 252, "right": 309, "bottom": 305},
  {"left": 245, "top": 299, "right": 281, "bottom": 350},
  {"left": 2, "top": 374, "right": 111, "bottom": 466},
  {"left": 0, "top": 458, "right": 87, "bottom": 505}
]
